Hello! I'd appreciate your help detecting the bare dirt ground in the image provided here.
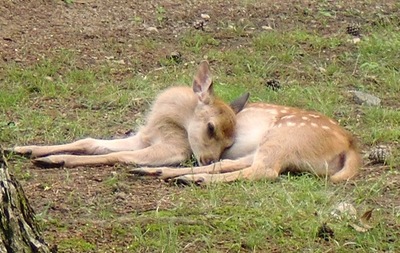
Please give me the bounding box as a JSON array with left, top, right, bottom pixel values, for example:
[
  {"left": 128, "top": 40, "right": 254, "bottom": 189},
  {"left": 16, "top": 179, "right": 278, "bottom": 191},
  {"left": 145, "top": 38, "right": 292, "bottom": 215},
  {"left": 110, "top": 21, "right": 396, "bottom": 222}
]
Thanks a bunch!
[
  {"left": 1, "top": 0, "right": 399, "bottom": 252},
  {"left": 4, "top": 1, "right": 397, "bottom": 71}
]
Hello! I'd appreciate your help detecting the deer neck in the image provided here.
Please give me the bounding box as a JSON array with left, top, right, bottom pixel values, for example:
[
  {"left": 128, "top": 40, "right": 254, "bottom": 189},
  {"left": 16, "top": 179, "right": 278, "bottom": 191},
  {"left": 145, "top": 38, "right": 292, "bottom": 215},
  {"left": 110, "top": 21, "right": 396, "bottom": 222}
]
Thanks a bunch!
[{"left": 146, "top": 87, "right": 199, "bottom": 131}]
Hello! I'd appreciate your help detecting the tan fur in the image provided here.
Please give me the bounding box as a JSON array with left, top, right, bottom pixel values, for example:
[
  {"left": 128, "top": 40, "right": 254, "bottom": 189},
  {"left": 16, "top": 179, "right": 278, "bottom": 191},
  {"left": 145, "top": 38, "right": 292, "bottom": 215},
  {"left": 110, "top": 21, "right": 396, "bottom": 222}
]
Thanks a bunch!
[
  {"left": 133, "top": 102, "right": 361, "bottom": 184},
  {"left": 12, "top": 61, "right": 246, "bottom": 168},
  {"left": 13, "top": 61, "right": 361, "bottom": 184}
]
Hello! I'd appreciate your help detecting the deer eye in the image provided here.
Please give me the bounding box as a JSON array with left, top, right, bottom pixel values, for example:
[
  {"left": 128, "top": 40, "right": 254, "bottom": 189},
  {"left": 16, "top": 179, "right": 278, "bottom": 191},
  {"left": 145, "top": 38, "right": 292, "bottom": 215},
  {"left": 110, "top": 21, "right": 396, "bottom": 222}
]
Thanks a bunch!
[{"left": 207, "top": 122, "right": 216, "bottom": 138}]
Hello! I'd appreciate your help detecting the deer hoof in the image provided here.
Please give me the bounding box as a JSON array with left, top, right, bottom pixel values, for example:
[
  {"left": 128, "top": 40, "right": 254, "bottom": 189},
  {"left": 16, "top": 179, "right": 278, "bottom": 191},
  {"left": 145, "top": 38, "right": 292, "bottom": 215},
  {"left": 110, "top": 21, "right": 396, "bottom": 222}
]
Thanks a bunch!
[
  {"left": 10, "top": 147, "right": 33, "bottom": 158},
  {"left": 172, "top": 175, "right": 205, "bottom": 186},
  {"left": 33, "top": 157, "right": 65, "bottom": 168},
  {"left": 129, "top": 168, "right": 162, "bottom": 177}
]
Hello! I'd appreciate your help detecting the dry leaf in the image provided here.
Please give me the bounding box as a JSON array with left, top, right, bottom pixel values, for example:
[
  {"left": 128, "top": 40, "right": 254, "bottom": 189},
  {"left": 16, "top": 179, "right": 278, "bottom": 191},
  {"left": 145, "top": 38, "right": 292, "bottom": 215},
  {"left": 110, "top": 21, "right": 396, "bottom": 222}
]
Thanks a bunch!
[
  {"left": 361, "top": 209, "right": 373, "bottom": 222},
  {"left": 349, "top": 209, "right": 374, "bottom": 232},
  {"left": 360, "top": 209, "right": 374, "bottom": 229}
]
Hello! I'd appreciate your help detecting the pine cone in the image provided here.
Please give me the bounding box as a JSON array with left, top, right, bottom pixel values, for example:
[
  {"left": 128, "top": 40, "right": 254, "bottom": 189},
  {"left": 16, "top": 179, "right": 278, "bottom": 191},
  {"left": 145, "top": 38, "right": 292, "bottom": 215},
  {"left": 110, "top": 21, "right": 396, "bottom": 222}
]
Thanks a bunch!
[
  {"left": 317, "top": 223, "right": 335, "bottom": 241},
  {"left": 346, "top": 24, "right": 361, "bottom": 37},
  {"left": 265, "top": 79, "right": 281, "bottom": 91},
  {"left": 368, "top": 145, "right": 392, "bottom": 164},
  {"left": 193, "top": 20, "right": 205, "bottom": 30},
  {"left": 167, "top": 51, "right": 182, "bottom": 64}
]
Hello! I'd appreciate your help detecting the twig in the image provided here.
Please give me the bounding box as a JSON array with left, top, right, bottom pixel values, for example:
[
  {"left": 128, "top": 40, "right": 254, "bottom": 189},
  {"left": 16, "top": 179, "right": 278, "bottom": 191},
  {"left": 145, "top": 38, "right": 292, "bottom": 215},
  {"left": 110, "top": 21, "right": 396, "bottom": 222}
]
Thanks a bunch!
[{"left": 352, "top": 54, "right": 360, "bottom": 76}]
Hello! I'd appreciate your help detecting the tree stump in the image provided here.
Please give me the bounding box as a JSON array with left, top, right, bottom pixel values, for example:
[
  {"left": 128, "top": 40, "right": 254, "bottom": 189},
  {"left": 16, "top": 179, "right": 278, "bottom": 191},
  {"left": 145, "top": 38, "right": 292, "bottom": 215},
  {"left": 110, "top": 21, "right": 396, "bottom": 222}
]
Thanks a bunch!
[{"left": 0, "top": 149, "right": 53, "bottom": 253}]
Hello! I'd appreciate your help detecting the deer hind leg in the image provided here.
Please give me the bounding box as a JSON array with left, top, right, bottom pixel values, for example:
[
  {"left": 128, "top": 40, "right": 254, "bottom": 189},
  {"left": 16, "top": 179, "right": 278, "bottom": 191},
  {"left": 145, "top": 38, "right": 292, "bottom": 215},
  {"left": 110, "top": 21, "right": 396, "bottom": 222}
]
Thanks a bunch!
[
  {"left": 33, "top": 142, "right": 190, "bottom": 168},
  {"left": 13, "top": 134, "right": 147, "bottom": 158},
  {"left": 131, "top": 154, "right": 254, "bottom": 180},
  {"left": 172, "top": 150, "right": 282, "bottom": 185},
  {"left": 329, "top": 148, "right": 360, "bottom": 183},
  {"left": 172, "top": 162, "right": 280, "bottom": 185},
  {"left": 171, "top": 130, "right": 300, "bottom": 185}
]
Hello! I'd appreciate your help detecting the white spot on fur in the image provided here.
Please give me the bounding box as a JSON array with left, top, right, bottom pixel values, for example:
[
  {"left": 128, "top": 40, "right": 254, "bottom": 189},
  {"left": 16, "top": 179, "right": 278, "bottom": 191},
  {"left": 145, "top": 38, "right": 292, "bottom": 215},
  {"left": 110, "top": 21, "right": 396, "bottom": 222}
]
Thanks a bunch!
[
  {"left": 302, "top": 116, "right": 309, "bottom": 120},
  {"left": 243, "top": 107, "right": 278, "bottom": 115},
  {"left": 329, "top": 119, "right": 337, "bottom": 125},
  {"left": 298, "top": 122, "right": 306, "bottom": 127},
  {"left": 267, "top": 109, "right": 278, "bottom": 115},
  {"left": 286, "top": 122, "right": 296, "bottom": 127},
  {"left": 277, "top": 123, "right": 282, "bottom": 128},
  {"left": 281, "top": 115, "right": 295, "bottom": 120},
  {"left": 281, "top": 109, "right": 288, "bottom": 113},
  {"left": 311, "top": 123, "right": 319, "bottom": 128},
  {"left": 321, "top": 125, "right": 330, "bottom": 130},
  {"left": 309, "top": 114, "right": 320, "bottom": 118}
]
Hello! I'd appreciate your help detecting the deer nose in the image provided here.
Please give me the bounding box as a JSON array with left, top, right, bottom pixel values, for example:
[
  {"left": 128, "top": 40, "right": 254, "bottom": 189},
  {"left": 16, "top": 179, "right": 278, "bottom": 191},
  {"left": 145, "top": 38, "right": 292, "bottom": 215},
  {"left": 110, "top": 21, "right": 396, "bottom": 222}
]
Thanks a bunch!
[{"left": 200, "top": 157, "right": 214, "bottom": 166}]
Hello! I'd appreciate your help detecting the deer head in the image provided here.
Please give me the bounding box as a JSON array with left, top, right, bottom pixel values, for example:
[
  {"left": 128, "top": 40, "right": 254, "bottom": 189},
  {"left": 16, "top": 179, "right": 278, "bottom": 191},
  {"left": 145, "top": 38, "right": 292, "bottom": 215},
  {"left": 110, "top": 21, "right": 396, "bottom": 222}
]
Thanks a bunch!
[{"left": 188, "top": 61, "right": 249, "bottom": 165}]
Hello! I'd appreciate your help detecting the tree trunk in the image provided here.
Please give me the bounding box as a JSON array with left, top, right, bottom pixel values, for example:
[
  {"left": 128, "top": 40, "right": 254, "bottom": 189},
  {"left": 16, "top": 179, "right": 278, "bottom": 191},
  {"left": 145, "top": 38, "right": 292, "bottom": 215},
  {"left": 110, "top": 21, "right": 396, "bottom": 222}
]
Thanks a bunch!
[{"left": 0, "top": 148, "right": 53, "bottom": 253}]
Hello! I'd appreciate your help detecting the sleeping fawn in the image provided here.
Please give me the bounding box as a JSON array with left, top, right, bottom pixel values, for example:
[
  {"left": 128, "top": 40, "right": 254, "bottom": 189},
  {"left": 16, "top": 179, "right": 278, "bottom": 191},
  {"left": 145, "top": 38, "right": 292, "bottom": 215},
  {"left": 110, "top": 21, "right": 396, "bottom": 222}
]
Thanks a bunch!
[
  {"left": 13, "top": 61, "right": 248, "bottom": 169},
  {"left": 13, "top": 61, "right": 361, "bottom": 184}
]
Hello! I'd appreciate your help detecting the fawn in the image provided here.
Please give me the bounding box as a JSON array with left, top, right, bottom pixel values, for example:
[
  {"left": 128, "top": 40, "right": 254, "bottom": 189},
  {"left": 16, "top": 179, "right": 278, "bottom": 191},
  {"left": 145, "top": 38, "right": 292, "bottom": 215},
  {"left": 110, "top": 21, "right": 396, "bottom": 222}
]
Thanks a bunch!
[
  {"left": 13, "top": 61, "right": 361, "bottom": 184},
  {"left": 13, "top": 61, "right": 248, "bottom": 169}
]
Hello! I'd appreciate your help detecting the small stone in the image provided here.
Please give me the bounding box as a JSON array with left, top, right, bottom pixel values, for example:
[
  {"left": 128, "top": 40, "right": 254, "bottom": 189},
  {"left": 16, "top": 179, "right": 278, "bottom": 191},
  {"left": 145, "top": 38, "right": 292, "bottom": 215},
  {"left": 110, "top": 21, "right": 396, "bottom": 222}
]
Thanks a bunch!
[
  {"left": 113, "top": 59, "right": 125, "bottom": 65},
  {"left": 331, "top": 202, "right": 357, "bottom": 220},
  {"left": 200, "top": 13, "right": 210, "bottom": 20},
  {"left": 146, "top": 26, "right": 159, "bottom": 32},
  {"left": 352, "top": 37, "right": 361, "bottom": 44},
  {"left": 350, "top": 91, "right": 381, "bottom": 106},
  {"left": 261, "top": 25, "right": 273, "bottom": 30}
]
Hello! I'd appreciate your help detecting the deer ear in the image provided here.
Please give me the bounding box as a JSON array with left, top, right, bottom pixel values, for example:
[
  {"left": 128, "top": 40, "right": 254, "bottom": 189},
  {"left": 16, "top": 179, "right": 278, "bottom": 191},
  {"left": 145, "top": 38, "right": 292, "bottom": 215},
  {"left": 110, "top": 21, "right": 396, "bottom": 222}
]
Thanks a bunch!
[
  {"left": 192, "top": 60, "right": 214, "bottom": 104},
  {"left": 230, "top": 92, "right": 249, "bottom": 114}
]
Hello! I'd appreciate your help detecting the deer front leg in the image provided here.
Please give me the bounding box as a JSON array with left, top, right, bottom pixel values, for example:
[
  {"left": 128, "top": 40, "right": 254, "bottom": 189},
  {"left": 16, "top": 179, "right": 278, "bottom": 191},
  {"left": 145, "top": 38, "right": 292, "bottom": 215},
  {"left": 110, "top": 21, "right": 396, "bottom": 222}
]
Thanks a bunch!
[
  {"left": 32, "top": 143, "right": 190, "bottom": 168},
  {"left": 13, "top": 135, "right": 146, "bottom": 158},
  {"left": 131, "top": 155, "right": 254, "bottom": 180}
]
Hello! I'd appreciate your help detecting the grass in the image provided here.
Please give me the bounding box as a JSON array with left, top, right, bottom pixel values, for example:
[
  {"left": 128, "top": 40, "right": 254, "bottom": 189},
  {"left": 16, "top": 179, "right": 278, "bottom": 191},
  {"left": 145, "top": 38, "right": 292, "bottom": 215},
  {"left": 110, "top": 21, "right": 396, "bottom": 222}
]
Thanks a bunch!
[
  {"left": 1, "top": 0, "right": 400, "bottom": 252},
  {"left": 120, "top": 177, "right": 398, "bottom": 252}
]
